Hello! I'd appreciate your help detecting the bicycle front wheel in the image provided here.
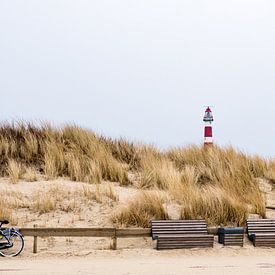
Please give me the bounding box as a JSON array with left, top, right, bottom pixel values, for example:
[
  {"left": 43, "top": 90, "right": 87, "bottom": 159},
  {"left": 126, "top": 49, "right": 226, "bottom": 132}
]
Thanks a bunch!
[{"left": 0, "top": 231, "right": 24, "bottom": 257}]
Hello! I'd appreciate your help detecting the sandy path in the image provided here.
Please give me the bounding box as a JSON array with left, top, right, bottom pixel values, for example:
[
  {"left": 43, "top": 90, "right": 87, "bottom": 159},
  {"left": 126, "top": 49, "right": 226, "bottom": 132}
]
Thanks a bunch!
[{"left": 1, "top": 250, "right": 275, "bottom": 275}]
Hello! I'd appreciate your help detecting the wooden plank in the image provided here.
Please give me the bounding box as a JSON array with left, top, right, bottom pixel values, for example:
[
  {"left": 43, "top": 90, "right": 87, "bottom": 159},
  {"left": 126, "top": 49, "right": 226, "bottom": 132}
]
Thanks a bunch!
[
  {"left": 153, "top": 226, "right": 206, "bottom": 229},
  {"left": 255, "top": 239, "right": 275, "bottom": 242},
  {"left": 157, "top": 244, "right": 213, "bottom": 248},
  {"left": 153, "top": 230, "right": 207, "bottom": 234},
  {"left": 157, "top": 247, "right": 213, "bottom": 250},
  {"left": 224, "top": 237, "right": 243, "bottom": 240},
  {"left": 247, "top": 227, "right": 275, "bottom": 230},
  {"left": 224, "top": 238, "right": 243, "bottom": 241},
  {"left": 224, "top": 240, "right": 243, "bottom": 243},
  {"left": 152, "top": 228, "right": 206, "bottom": 231},
  {"left": 223, "top": 236, "right": 244, "bottom": 238},
  {"left": 248, "top": 230, "right": 275, "bottom": 233},
  {"left": 20, "top": 228, "right": 116, "bottom": 237},
  {"left": 247, "top": 226, "right": 275, "bottom": 228},
  {"left": 255, "top": 240, "right": 275, "bottom": 242},
  {"left": 248, "top": 231, "right": 275, "bottom": 234},
  {"left": 224, "top": 239, "right": 243, "bottom": 242},
  {"left": 158, "top": 241, "right": 214, "bottom": 246},
  {"left": 157, "top": 237, "right": 214, "bottom": 241},
  {"left": 254, "top": 233, "right": 275, "bottom": 237},
  {"left": 248, "top": 221, "right": 275, "bottom": 223},
  {"left": 158, "top": 245, "right": 213, "bottom": 248},
  {"left": 247, "top": 222, "right": 275, "bottom": 224},
  {"left": 116, "top": 229, "right": 151, "bottom": 238},
  {"left": 157, "top": 234, "right": 213, "bottom": 238},
  {"left": 152, "top": 220, "right": 206, "bottom": 223},
  {"left": 20, "top": 227, "right": 153, "bottom": 238},
  {"left": 158, "top": 239, "right": 213, "bottom": 243},
  {"left": 157, "top": 240, "right": 212, "bottom": 244},
  {"left": 248, "top": 227, "right": 275, "bottom": 230},
  {"left": 153, "top": 225, "right": 207, "bottom": 227},
  {"left": 152, "top": 226, "right": 207, "bottom": 231},
  {"left": 223, "top": 245, "right": 243, "bottom": 247},
  {"left": 247, "top": 229, "right": 275, "bottom": 232},
  {"left": 151, "top": 221, "right": 206, "bottom": 223},
  {"left": 246, "top": 220, "right": 275, "bottom": 225},
  {"left": 224, "top": 241, "right": 243, "bottom": 244},
  {"left": 152, "top": 225, "right": 207, "bottom": 231},
  {"left": 255, "top": 240, "right": 275, "bottom": 243},
  {"left": 246, "top": 219, "right": 275, "bottom": 223},
  {"left": 158, "top": 244, "right": 214, "bottom": 248}
]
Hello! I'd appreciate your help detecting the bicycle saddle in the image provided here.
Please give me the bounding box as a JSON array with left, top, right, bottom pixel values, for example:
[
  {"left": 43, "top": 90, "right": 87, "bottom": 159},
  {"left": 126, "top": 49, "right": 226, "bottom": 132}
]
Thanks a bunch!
[{"left": 0, "top": 220, "right": 9, "bottom": 224}]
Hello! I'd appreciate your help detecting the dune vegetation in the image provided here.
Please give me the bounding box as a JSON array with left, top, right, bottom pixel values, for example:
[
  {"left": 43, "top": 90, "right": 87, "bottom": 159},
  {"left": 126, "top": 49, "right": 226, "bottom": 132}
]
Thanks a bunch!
[{"left": 0, "top": 122, "right": 274, "bottom": 227}]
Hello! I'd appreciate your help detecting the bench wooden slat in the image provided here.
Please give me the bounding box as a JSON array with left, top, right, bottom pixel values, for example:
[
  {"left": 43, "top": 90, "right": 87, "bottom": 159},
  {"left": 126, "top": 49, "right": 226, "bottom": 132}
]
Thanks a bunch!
[
  {"left": 248, "top": 229, "right": 275, "bottom": 232},
  {"left": 152, "top": 224, "right": 207, "bottom": 227},
  {"left": 158, "top": 240, "right": 214, "bottom": 244},
  {"left": 151, "top": 222, "right": 207, "bottom": 225},
  {"left": 223, "top": 235, "right": 243, "bottom": 239},
  {"left": 153, "top": 227, "right": 206, "bottom": 230},
  {"left": 157, "top": 237, "right": 213, "bottom": 240},
  {"left": 157, "top": 244, "right": 213, "bottom": 249},
  {"left": 152, "top": 220, "right": 206, "bottom": 223},
  {"left": 151, "top": 223, "right": 206, "bottom": 226},
  {"left": 153, "top": 229, "right": 207, "bottom": 235},
  {"left": 246, "top": 219, "right": 275, "bottom": 223}
]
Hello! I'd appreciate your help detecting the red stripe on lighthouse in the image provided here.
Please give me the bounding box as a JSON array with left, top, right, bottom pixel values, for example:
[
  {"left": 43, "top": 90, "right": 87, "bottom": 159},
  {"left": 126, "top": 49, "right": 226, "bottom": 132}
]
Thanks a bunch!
[{"left": 204, "top": 126, "right": 212, "bottom": 137}]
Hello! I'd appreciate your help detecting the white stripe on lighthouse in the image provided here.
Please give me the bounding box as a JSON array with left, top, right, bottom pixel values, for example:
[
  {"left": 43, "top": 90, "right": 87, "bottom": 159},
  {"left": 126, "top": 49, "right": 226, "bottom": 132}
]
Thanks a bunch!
[{"left": 204, "top": 137, "right": 213, "bottom": 143}]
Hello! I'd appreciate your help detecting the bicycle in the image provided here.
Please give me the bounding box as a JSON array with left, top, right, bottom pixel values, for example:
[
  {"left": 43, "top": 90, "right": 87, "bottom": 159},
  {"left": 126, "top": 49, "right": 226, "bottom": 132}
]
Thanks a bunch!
[{"left": 0, "top": 220, "right": 24, "bottom": 257}]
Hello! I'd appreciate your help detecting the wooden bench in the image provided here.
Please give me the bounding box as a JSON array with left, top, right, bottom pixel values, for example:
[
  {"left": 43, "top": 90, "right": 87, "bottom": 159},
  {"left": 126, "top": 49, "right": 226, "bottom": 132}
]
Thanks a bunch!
[
  {"left": 151, "top": 220, "right": 214, "bottom": 250},
  {"left": 247, "top": 219, "right": 275, "bottom": 247},
  {"left": 218, "top": 228, "right": 244, "bottom": 246}
]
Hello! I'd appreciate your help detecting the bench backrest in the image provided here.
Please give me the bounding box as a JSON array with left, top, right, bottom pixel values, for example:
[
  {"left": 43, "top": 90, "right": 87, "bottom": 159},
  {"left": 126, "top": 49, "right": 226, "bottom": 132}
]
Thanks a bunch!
[
  {"left": 247, "top": 219, "right": 275, "bottom": 235},
  {"left": 151, "top": 220, "right": 208, "bottom": 240}
]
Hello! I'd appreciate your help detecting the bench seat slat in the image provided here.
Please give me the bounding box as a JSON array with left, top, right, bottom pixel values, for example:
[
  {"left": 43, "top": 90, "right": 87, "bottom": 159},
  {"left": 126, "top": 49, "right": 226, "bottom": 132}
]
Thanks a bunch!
[
  {"left": 151, "top": 221, "right": 207, "bottom": 223},
  {"left": 153, "top": 230, "right": 207, "bottom": 235}
]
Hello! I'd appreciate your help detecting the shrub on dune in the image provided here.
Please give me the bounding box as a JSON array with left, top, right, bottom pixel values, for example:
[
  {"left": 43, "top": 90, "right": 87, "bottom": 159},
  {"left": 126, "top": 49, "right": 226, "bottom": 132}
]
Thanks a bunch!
[{"left": 112, "top": 191, "right": 168, "bottom": 227}]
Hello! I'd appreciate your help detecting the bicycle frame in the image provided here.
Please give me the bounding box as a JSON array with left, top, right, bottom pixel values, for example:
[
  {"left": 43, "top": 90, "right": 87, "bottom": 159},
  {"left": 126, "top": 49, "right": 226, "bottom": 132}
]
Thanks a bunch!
[{"left": 0, "top": 228, "right": 20, "bottom": 250}]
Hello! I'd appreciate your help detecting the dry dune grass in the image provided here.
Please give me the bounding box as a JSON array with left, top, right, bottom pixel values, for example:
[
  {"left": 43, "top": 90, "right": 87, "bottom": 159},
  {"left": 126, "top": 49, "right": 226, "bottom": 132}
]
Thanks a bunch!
[
  {"left": 7, "top": 159, "right": 23, "bottom": 184},
  {"left": 0, "top": 199, "right": 16, "bottom": 224},
  {"left": 0, "top": 122, "right": 274, "bottom": 227},
  {"left": 0, "top": 182, "right": 119, "bottom": 224},
  {"left": 0, "top": 123, "right": 130, "bottom": 185},
  {"left": 112, "top": 191, "right": 168, "bottom": 227},
  {"left": 30, "top": 183, "right": 119, "bottom": 215}
]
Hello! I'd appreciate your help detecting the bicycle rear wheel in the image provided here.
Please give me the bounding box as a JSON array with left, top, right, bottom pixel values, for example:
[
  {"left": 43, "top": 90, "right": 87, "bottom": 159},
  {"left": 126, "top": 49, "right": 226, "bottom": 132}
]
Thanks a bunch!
[{"left": 0, "top": 231, "right": 24, "bottom": 257}]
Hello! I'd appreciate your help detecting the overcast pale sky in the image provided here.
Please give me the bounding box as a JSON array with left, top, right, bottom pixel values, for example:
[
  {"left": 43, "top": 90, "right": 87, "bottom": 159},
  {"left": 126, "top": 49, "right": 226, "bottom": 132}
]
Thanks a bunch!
[{"left": 0, "top": 1, "right": 274, "bottom": 157}]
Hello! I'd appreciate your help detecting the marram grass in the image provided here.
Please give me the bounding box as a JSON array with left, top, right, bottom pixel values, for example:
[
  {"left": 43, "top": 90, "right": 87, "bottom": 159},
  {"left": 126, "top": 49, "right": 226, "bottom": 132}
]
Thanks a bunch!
[{"left": 0, "top": 121, "right": 273, "bottom": 227}]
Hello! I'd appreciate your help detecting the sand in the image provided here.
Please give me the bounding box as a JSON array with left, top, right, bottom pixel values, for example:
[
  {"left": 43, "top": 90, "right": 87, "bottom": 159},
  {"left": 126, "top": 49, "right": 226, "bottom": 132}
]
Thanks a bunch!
[
  {"left": 1, "top": 178, "right": 275, "bottom": 274},
  {"left": 2, "top": 248, "right": 275, "bottom": 275}
]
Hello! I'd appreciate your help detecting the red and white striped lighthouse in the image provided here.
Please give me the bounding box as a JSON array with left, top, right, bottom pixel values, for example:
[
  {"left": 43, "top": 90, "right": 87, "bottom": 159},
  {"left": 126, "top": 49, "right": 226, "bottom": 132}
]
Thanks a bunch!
[{"left": 203, "top": 107, "right": 214, "bottom": 147}]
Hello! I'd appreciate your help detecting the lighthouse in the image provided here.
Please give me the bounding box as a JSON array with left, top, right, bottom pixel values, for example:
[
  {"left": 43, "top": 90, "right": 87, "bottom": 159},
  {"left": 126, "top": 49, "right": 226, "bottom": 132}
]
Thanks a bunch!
[{"left": 203, "top": 107, "right": 214, "bottom": 147}]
